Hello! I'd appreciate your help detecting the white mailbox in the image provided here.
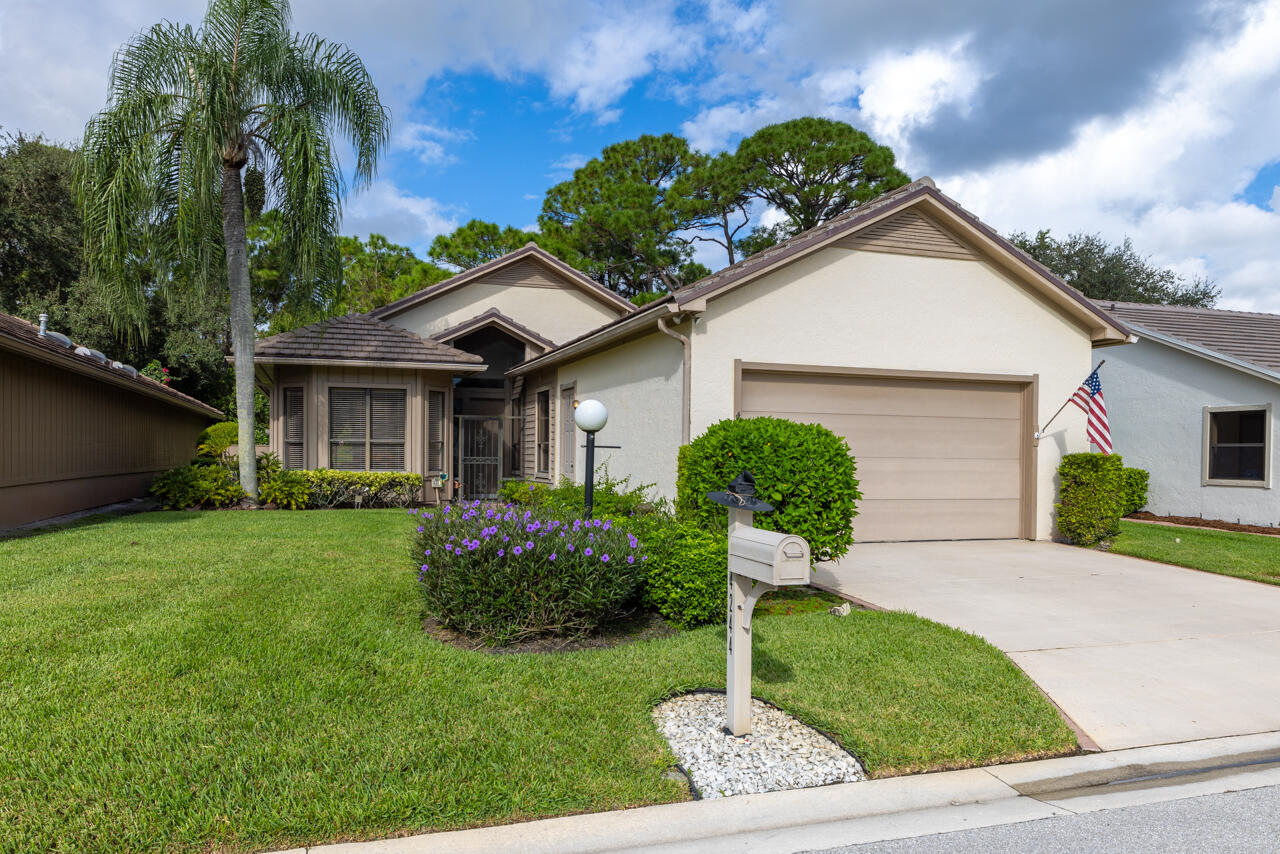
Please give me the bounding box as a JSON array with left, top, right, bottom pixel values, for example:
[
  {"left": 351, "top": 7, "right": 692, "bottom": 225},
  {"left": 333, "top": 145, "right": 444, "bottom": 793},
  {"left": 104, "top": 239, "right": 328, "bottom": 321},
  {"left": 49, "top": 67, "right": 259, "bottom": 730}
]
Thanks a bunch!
[{"left": 728, "top": 527, "right": 810, "bottom": 586}]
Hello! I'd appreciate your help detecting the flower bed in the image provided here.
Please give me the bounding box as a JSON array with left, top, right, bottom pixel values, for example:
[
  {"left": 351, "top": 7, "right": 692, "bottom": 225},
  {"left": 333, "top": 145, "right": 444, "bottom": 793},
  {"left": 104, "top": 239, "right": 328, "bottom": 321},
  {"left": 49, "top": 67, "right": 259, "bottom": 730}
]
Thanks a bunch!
[{"left": 414, "top": 501, "right": 650, "bottom": 645}]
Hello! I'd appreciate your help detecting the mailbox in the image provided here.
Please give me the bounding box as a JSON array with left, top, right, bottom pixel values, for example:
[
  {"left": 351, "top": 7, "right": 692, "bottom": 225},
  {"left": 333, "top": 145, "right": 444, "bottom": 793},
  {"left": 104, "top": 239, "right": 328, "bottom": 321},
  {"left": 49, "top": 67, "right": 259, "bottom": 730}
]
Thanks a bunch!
[{"left": 728, "top": 527, "right": 810, "bottom": 586}]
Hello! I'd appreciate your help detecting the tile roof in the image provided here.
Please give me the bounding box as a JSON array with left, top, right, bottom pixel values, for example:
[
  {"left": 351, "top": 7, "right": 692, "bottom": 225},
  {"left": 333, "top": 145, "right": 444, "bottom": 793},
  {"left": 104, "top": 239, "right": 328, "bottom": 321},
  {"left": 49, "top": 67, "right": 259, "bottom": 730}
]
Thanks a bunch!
[
  {"left": 431, "top": 307, "right": 558, "bottom": 349},
  {"left": 0, "top": 311, "right": 222, "bottom": 418},
  {"left": 1095, "top": 300, "right": 1280, "bottom": 375},
  {"left": 254, "top": 313, "right": 485, "bottom": 367}
]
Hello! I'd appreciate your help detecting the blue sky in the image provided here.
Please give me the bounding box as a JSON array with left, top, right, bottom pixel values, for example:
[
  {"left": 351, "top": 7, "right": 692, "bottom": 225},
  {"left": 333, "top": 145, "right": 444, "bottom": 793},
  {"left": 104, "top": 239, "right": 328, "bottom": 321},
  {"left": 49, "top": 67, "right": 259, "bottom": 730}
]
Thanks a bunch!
[{"left": 3, "top": 0, "right": 1280, "bottom": 310}]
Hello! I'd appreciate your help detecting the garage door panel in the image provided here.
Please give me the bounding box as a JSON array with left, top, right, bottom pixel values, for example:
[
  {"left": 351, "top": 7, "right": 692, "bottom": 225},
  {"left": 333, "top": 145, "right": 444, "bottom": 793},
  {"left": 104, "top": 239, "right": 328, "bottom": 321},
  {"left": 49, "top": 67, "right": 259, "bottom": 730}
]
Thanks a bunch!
[
  {"left": 740, "top": 374, "right": 1022, "bottom": 419},
  {"left": 742, "top": 410, "right": 1021, "bottom": 459},
  {"left": 857, "top": 457, "right": 1022, "bottom": 501},
  {"left": 853, "top": 499, "right": 1023, "bottom": 542}
]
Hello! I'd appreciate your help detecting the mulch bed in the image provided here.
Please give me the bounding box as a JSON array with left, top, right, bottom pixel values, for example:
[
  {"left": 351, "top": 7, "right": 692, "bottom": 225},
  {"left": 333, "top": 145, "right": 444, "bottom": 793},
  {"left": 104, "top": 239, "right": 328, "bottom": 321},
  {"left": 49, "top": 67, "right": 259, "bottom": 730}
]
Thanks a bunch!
[
  {"left": 1127, "top": 511, "right": 1280, "bottom": 538},
  {"left": 422, "top": 610, "right": 679, "bottom": 654}
]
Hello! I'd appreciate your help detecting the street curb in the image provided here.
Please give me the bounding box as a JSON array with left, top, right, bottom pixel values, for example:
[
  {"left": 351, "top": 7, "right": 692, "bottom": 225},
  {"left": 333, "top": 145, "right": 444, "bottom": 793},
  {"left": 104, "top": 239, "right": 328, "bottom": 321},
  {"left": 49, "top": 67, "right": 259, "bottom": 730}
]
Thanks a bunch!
[{"left": 278, "top": 730, "right": 1280, "bottom": 854}]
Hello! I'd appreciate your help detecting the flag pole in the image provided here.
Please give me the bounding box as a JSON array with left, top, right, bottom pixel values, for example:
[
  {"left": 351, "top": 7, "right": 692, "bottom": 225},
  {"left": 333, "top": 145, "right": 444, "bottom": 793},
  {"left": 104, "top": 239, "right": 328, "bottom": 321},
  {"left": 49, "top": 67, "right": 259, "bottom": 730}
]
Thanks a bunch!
[{"left": 1035, "top": 360, "right": 1106, "bottom": 439}]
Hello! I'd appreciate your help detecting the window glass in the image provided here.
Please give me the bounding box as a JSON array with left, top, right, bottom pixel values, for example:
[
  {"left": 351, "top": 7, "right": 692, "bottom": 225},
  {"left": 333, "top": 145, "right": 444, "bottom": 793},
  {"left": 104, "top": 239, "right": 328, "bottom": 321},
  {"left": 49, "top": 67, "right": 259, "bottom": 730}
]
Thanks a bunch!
[
  {"left": 536, "top": 390, "right": 550, "bottom": 474},
  {"left": 329, "top": 388, "right": 406, "bottom": 471},
  {"left": 1209, "top": 409, "right": 1267, "bottom": 481}
]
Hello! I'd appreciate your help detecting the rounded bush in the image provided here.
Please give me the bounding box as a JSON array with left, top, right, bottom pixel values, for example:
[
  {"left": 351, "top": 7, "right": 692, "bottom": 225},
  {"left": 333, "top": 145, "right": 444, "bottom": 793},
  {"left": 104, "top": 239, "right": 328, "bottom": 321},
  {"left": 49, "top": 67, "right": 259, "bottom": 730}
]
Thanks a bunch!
[
  {"left": 196, "top": 421, "right": 239, "bottom": 457},
  {"left": 1055, "top": 452, "right": 1125, "bottom": 545},
  {"left": 676, "top": 417, "right": 860, "bottom": 561},
  {"left": 150, "top": 464, "right": 247, "bottom": 509},
  {"left": 643, "top": 522, "right": 727, "bottom": 628},
  {"left": 414, "top": 502, "right": 648, "bottom": 645},
  {"left": 1120, "top": 467, "right": 1149, "bottom": 516},
  {"left": 259, "top": 470, "right": 310, "bottom": 509}
]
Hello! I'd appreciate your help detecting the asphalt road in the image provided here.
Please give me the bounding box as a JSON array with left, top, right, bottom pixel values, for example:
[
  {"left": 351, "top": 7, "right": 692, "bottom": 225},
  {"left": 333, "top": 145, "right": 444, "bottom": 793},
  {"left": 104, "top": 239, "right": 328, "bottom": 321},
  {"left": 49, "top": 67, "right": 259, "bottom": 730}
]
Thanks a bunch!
[{"left": 812, "top": 784, "right": 1280, "bottom": 854}]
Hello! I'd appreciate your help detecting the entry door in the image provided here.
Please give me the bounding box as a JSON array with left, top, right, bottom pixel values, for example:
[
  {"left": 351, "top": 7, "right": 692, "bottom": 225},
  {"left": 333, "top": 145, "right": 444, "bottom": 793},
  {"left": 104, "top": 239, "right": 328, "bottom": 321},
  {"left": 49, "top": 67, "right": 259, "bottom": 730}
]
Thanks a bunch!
[
  {"left": 740, "top": 369, "right": 1028, "bottom": 542},
  {"left": 560, "top": 386, "right": 576, "bottom": 481},
  {"left": 456, "top": 415, "right": 503, "bottom": 499}
]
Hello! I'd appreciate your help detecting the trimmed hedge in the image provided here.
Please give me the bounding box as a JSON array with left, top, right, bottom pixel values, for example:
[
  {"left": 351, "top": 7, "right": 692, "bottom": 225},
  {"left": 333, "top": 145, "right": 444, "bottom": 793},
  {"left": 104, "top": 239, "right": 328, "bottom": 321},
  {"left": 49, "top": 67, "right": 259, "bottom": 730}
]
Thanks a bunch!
[
  {"left": 643, "top": 522, "right": 728, "bottom": 628},
  {"left": 1055, "top": 452, "right": 1125, "bottom": 545},
  {"left": 1121, "top": 467, "right": 1150, "bottom": 516},
  {"left": 259, "top": 471, "right": 310, "bottom": 509},
  {"left": 300, "top": 470, "right": 423, "bottom": 508},
  {"left": 676, "top": 417, "right": 860, "bottom": 561},
  {"left": 150, "top": 464, "right": 247, "bottom": 509}
]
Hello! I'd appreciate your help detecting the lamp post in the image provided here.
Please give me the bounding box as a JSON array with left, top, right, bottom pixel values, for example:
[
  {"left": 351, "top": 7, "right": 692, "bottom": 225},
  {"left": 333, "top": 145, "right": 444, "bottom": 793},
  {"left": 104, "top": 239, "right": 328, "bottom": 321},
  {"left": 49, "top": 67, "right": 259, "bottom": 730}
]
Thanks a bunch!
[{"left": 573, "top": 399, "right": 608, "bottom": 517}]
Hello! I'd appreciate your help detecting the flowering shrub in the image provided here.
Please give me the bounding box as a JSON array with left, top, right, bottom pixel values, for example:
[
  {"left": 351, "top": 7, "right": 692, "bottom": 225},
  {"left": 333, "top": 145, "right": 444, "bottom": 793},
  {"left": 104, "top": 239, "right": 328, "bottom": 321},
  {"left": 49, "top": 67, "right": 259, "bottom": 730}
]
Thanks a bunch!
[
  {"left": 141, "top": 359, "right": 172, "bottom": 385},
  {"left": 414, "top": 501, "right": 648, "bottom": 645}
]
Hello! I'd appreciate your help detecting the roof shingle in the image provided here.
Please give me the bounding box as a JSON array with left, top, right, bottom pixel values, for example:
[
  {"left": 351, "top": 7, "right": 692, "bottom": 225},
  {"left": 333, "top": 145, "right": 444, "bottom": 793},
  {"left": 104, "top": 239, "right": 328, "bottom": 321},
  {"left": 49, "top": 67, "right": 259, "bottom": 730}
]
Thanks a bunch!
[
  {"left": 1095, "top": 300, "right": 1280, "bottom": 375},
  {"left": 255, "top": 313, "right": 484, "bottom": 366}
]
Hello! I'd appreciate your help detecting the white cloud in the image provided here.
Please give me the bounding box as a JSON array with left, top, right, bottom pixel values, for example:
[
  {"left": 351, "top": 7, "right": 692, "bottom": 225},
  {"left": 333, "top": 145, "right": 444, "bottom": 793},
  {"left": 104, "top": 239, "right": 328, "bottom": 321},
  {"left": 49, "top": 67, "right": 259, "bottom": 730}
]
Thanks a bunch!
[
  {"left": 1270, "top": 185, "right": 1280, "bottom": 211},
  {"left": 340, "top": 180, "right": 458, "bottom": 255},
  {"left": 549, "top": 152, "right": 588, "bottom": 173},
  {"left": 393, "top": 123, "right": 473, "bottom": 166}
]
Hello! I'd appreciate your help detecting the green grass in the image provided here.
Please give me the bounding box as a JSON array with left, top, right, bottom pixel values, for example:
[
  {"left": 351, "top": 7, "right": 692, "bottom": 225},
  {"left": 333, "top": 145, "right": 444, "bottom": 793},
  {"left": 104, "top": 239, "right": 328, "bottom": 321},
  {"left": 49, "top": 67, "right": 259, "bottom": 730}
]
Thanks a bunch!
[
  {"left": 0, "top": 510, "right": 1074, "bottom": 853},
  {"left": 1111, "top": 520, "right": 1280, "bottom": 584}
]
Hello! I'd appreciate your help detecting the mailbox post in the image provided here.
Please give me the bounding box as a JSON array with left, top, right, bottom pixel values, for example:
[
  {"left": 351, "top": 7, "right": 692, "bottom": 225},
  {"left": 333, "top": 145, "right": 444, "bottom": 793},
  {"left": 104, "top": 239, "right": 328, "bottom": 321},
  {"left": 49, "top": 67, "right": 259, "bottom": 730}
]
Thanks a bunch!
[{"left": 707, "top": 471, "right": 811, "bottom": 736}]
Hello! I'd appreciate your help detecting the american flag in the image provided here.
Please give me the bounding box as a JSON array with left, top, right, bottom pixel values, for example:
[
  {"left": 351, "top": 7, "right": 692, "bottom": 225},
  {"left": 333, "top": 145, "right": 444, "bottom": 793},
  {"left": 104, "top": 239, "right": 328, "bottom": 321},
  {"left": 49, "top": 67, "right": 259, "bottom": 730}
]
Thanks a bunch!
[{"left": 1070, "top": 369, "right": 1112, "bottom": 454}]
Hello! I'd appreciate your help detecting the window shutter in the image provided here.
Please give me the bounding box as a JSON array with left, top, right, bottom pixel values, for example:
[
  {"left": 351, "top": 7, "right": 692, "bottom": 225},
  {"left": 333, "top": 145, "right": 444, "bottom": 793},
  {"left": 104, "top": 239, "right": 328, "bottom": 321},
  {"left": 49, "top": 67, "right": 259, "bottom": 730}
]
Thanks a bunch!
[
  {"left": 329, "top": 388, "right": 368, "bottom": 471},
  {"left": 427, "top": 390, "right": 445, "bottom": 472},
  {"left": 369, "top": 389, "right": 406, "bottom": 471},
  {"left": 284, "top": 387, "right": 305, "bottom": 470}
]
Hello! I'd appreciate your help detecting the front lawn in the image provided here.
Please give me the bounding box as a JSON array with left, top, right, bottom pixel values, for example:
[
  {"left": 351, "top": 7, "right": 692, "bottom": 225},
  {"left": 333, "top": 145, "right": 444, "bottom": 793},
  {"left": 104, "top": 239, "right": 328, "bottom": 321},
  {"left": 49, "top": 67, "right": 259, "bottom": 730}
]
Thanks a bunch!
[
  {"left": 0, "top": 511, "right": 1074, "bottom": 853},
  {"left": 1111, "top": 519, "right": 1280, "bottom": 584}
]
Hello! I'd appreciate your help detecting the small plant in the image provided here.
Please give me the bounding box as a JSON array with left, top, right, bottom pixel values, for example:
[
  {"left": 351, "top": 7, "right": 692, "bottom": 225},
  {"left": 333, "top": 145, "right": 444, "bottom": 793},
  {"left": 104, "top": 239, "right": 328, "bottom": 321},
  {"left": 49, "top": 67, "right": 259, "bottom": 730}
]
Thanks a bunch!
[
  {"left": 677, "top": 417, "right": 860, "bottom": 561},
  {"left": 497, "top": 479, "right": 550, "bottom": 506},
  {"left": 414, "top": 501, "right": 648, "bottom": 644},
  {"left": 643, "top": 522, "right": 728, "bottom": 628},
  {"left": 259, "top": 470, "right": 310, "bottom": 509},
  {"left": 1056, "top": 452, "right": 1125, "bottom": 545},
  {"left": 150, "top": 464, "right": 247, "bottom": 509},
  {"left": 499, "top": 467, "right": 664, "bottom": 518},
  {"left": 196, "top": 421, "right": 240, "bottom": 458},
  {"left": 1120, "top": 467, "right": 1149, "bottom": 516},
  {"left": 140, "top": 359, "right": 172, "bottom": 385}
]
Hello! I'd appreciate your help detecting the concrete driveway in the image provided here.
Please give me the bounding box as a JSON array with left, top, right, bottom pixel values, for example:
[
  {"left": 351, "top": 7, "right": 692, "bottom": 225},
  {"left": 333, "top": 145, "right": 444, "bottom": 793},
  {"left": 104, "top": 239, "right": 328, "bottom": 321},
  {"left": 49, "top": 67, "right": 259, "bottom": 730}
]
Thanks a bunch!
[{"left": 814, "top": 541, "right": 1280, "bottom": 751}]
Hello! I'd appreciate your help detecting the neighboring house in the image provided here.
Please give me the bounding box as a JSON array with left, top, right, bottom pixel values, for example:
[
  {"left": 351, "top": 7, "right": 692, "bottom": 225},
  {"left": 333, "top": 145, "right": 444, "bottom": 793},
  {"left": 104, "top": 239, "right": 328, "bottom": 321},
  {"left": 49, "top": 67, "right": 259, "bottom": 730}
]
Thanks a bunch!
[
  {"left": 254, "top": 244, "right": 633, "bottom": 498},
  {"left": 0, "top": 311, "right": 222, "bottom": 529},
  {"left": 259, "top": 177, "right": 1134, "bottom": 542},
  {"left": 1094, "top": 301, "right": 1280, "bottom": 527}
]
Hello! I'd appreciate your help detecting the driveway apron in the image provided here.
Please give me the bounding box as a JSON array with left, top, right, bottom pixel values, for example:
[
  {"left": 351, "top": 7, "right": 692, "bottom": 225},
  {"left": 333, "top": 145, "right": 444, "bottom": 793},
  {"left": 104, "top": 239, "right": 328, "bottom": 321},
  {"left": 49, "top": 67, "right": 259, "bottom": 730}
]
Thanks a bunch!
[{"left": 814, "top": 541, "right": 1280, "bottom": 751}]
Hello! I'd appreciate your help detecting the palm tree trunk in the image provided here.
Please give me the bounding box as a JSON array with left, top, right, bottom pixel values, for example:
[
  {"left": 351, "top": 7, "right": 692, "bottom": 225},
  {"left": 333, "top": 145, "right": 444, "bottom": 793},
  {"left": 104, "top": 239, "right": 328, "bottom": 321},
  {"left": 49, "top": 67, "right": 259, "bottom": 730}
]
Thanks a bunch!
[{"left": 222, "top": 162, "right": 258, "bottom": 499}]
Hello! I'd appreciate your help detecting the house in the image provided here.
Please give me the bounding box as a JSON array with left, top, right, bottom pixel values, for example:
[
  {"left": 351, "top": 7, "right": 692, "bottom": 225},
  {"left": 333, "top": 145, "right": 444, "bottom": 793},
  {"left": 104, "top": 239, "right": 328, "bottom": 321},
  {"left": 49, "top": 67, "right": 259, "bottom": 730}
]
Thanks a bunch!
[
  {"left": 0, "top": 311, "right": 222, "bottom": 529},
  {"left": 258, "top": 177, "right": 1134, "bottom": 542},
  {"left": 1094, "top": 300, "right": 1280, "bottom": 527}
]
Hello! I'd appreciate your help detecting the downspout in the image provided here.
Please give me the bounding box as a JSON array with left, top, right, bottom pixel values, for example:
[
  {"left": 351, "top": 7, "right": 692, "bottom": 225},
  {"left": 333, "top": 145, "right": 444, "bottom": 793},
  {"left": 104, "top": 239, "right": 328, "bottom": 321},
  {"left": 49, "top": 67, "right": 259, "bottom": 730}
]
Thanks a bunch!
[{"left": 656, "top": 312, "right": 693, "bottom": 444}]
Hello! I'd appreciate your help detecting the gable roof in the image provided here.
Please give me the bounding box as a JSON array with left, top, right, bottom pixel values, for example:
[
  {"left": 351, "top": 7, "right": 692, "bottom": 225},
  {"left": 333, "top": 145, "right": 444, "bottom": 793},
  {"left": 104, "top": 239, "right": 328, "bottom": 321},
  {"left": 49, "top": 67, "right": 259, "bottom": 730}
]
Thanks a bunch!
[
  {"left": 510, "top": 178, "right": 1132, "bottom": 376},
  {"left": 255, "top": 313, "right": 485, "bottom": 370},
  {"left": 0, "top": 311, "right": 223, "bottom": 419},
  {"left": 368, "top": 243, "right": 635, "bottom": 320},
  {"left": 1095, "top": 300, "right": 1280, "bottom": 384},
  {"left": 431, "top": 307, "right": 557, "bottom": 351}
]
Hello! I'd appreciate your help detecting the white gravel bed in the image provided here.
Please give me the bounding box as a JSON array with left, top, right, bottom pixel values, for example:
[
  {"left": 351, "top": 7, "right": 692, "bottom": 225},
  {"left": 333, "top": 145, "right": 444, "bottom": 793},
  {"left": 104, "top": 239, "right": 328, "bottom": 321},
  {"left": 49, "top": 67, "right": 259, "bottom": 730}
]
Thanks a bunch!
[{"left": 652, "top": 691, "right": 867, "bottom": 799}]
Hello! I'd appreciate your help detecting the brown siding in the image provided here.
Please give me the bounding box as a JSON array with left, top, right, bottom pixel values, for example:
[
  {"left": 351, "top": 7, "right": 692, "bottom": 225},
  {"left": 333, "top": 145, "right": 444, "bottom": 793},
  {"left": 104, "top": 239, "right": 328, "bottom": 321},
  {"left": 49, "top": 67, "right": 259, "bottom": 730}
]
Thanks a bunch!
[
  {"left": 835, "top": 208, "right": 979, "bottom": 260},
  {"left": 521, "top": 367, "right": 557, "bottom": 482},
  {"left": 0, "top": 349, "right": 210, "bottom": 527},
  {"left": 480, "top": 258, "right": 574, "bottom": 290}
]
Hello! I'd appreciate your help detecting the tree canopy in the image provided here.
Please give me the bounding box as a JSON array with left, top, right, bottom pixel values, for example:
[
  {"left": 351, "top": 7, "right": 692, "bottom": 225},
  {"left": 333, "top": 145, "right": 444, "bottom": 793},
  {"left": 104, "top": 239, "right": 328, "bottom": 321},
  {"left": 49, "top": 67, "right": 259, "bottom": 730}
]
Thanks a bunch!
[
  {"left": 429, "top": 219, "right": 539, "bottom": 270},
  {"left": 1010, "top": 230, "right": 1219, "bottom": 308}
]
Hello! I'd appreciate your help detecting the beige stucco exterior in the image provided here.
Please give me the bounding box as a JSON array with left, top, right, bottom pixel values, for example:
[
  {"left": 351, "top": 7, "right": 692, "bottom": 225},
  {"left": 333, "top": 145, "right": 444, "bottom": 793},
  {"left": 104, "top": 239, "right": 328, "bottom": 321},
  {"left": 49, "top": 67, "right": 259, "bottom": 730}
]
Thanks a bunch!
[
  {"left": 687, "top": 248, "right": 1093, "bottom": 540},
  {"left": 384, "top": 278, "right": 624, "bottom": 346},
  {"left": 554, "top": 331, "right": 685, "bottom": 499}
]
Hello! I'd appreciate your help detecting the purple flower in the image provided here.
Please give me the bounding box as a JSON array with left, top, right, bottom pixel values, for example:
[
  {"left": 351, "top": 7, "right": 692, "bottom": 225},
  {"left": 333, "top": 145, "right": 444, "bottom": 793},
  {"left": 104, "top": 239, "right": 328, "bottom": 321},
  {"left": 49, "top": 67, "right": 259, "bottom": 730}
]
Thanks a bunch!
[
  {"left": 568, "top": 543, "right": 575, "bottom": 552},
  {"left": 421, "top": 564, "right": 428, "bottom": 571},
  {"left": 513, "top": 546, "right": 523, "bottom": 556},
  {"left": 525, "top": 541, "right": 534, "bottom": 549},
  {"left": 498, "top": 549, "right": 505, "bottom": 557},
  {"left": 584, "top": 547, "right": 593, "bottom": 556},
  {"left": 548, "top": 553, "right": 557, "bottom": 561},
  {"left": 424, "top": 549, "right": 431, "bottom": 556},
  {"left": 416, "top": 526, "right": 424, "bottom": 533},
  {"left": 626, "top": 555, "right": 635, "bottom": 564},
  {"left": 601, "top": 554, "right": 610, "bottom": 562},
  {"left": 503, "top": 535, "right": 510, "bottom": 542},
  {"left": 602, "top": 521, "right": 612, "bottom": 531}
]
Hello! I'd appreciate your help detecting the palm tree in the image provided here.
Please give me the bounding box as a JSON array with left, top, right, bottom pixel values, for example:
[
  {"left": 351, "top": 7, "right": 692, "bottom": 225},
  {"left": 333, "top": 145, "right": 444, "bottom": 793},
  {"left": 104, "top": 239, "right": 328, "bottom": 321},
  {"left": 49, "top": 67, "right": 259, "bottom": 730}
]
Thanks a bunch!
[{"left": 79, "top": 0, "right": 389, "bottom": 497}]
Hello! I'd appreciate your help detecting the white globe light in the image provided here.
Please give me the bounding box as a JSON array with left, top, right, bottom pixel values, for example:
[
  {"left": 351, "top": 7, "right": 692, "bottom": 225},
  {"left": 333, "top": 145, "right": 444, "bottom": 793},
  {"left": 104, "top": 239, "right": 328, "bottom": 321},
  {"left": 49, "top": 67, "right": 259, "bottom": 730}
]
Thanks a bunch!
[{"left": 574, "top": 398, "right": 608, "bottom": 433}]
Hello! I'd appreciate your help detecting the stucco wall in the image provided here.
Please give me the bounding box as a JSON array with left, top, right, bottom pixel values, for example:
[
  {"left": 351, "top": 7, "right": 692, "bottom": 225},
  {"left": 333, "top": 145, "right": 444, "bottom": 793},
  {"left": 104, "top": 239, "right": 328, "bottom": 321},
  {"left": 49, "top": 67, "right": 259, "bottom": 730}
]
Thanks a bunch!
[
  {"left": 1103, "top": 337, "right": 1280, "bottom": 526},
  {"left": 385, "top": 282, "right": 621, "bottom": 346},
  {"left": 687, "top": 248, "right": 1097, "bottom": 540},
  {"left": 553, "top": 331, "right": 684, "bottom": 500}
]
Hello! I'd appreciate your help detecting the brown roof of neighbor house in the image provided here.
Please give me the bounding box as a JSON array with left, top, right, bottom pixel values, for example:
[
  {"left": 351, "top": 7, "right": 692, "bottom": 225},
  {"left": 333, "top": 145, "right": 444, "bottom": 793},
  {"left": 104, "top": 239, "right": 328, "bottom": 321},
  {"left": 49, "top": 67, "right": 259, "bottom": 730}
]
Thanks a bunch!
[
  {"left": 0, "top": 311, "right": 223, "bottom": 418},
  {"left": 1095, "top": 300, "right": 1280, "bottom": 376},
  {"left": 254, "top": 313, "right": 485, "bottom": 369},
  {"left": 431, "top": 307, "right": 558, "bottom": 350},
  {"left": 510, "top": 178, "right": 1132, "bottom": 376},
  {"left": 368, "top": 243, "right": 636, "bottom": 319}
]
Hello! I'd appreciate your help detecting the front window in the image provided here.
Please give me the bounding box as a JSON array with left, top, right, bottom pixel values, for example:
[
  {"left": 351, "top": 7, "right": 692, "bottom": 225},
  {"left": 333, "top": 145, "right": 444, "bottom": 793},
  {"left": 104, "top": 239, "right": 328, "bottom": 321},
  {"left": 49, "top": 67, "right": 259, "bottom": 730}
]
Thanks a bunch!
[
  {"left": 1205, "top": 406, "right": 1270, "bottom": 485},
  {"left": 536, "top": 389, "right": 550, "bottom": 474},
  {"left": 283, "top": 387, "right": 305, "bottom": 470},
  {"left": 329, "top": 387, "right": 406, "bottom": 471}
]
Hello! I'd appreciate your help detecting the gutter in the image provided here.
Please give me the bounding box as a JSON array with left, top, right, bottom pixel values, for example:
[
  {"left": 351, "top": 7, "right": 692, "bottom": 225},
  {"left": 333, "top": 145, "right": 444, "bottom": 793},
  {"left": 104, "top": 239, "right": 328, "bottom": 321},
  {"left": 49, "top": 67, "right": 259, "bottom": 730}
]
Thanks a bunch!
[
  {"left": 1124, "top": 323, "right": 1280, "bottom": 387},
  {"left": 656, "top": 308, "right": 693, "bottom": 444},
  {"left": 244, "top": 356, "right": 488, "bottom": 372}
]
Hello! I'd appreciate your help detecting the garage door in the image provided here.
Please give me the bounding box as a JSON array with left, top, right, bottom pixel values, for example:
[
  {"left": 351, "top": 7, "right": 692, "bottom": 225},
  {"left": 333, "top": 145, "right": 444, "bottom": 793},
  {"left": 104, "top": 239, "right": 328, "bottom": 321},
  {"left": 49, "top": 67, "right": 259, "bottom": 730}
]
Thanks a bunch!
[{"left": 739, "top": 369, "right": 1028, "bottom": 542}]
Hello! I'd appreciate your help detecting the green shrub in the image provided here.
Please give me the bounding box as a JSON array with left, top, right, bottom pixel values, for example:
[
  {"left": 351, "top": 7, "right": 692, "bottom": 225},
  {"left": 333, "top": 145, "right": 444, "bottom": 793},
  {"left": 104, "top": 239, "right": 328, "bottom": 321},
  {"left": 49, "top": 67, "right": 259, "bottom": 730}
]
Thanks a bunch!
[
  {"left": 497, "top": 479, "right": 550, "bottom": 506},
  {"left": 150, "top": 464, "right": 247, "bottom": 509},
  {"left": 643, "top": 522, "right": 728, "bottom": 628},
  {"left": 499, "top": 467, "right": 666, "bottom": 519},
  {"left": 1056, "top": 453, "right": 1125, "bottom": 545},
  {"left": 676, "top": 417, "right": 860, "bottom": 561},
  {"left": 196, "top": 422, "right": 240, "bottom": 457},
  {"left": 414, "top": 501, "right": 648, "bottom": 644},
  {"left": 259, "top": 471, "right": 310, "bottom": 509},
  {"left": 1120, "top": 467, "right": 1150, "bottom": 515},
  {"left": 301, "top": 470, "right": 423, "bottom": 508}
]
